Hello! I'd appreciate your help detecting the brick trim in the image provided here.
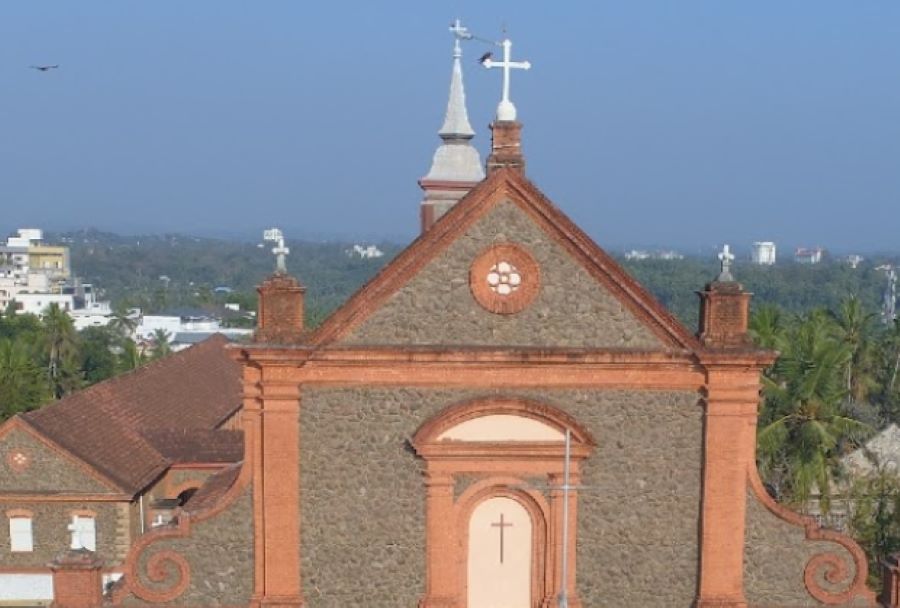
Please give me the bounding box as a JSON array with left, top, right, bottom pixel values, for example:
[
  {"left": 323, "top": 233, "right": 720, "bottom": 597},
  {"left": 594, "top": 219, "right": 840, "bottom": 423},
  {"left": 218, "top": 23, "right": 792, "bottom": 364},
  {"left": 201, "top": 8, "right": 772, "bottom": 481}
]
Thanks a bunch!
[
  {"left": 307, "top": 168, "right": 702, "bottom": 351},
  {"left": 413, "top": 397, "right": 592, "bottom": 607}
]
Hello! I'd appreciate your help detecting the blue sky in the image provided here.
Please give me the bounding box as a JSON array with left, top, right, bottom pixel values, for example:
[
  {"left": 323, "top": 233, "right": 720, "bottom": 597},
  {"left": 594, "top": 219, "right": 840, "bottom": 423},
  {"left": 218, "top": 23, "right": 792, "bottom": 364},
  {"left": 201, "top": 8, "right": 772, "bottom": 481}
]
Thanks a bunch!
[{"left": 2, "top": 2, "right": 899, "bottom": 251}]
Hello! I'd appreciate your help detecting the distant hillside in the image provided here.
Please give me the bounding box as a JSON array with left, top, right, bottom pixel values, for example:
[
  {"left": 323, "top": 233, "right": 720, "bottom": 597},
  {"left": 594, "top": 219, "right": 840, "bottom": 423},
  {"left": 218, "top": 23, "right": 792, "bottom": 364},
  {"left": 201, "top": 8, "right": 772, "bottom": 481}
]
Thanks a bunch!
[
  {"left": 51, "top": 229, "right": 895, "bottom": 330},
  {"left": 53, "top": 229, "right": 402, "bottom": 326}
]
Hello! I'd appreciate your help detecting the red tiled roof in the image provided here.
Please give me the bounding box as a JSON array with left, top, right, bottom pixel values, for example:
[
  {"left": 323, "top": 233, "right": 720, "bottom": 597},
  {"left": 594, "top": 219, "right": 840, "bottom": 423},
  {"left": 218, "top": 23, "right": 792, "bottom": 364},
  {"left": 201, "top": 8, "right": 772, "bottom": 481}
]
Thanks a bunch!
[
  {"left": 141, "top": 429, "right": 243, "bottom": 464},
  {"left": 21, "top": 335, "right": 243, "bottom": 494}
]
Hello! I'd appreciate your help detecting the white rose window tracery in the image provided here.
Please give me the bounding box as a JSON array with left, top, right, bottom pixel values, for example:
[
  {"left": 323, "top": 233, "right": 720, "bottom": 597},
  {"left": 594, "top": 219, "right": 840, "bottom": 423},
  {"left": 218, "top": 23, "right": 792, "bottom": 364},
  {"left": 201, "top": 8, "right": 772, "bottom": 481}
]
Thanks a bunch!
[
  {"left": 7, "top": 450, "right": 30, "bottom": 472},
  {"left": 470, "top": 243, "right": 540, "bottom": 314},
  {"left": 486, "top": 261, "right": 522, "bottom": 296}
]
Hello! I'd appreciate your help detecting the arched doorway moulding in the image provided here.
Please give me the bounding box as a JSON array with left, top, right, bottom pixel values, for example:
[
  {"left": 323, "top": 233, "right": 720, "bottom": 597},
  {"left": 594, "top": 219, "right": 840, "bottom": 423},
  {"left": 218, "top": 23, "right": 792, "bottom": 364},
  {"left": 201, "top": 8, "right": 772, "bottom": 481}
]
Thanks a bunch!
[{"left": 412, "top": 397, "right": 595, "bottom": 608}]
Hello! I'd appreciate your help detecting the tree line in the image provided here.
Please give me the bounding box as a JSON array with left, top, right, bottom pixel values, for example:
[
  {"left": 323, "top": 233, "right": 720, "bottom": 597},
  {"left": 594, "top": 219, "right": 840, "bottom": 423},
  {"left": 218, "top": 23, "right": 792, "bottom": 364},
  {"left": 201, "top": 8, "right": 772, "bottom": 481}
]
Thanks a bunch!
[
  {"left": 750, "top": 297, "right": 900, "bottom": 584},
  {"left": 0, "top": 303, "right": 171, "bottom": 420}
]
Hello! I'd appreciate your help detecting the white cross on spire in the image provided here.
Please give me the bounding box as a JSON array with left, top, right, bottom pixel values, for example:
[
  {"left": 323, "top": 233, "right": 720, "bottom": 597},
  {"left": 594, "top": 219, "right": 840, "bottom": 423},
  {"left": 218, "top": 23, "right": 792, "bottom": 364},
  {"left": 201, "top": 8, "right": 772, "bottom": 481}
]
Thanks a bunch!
[{"left": 482, "top": 36, "right": 531, "bottom": 121}]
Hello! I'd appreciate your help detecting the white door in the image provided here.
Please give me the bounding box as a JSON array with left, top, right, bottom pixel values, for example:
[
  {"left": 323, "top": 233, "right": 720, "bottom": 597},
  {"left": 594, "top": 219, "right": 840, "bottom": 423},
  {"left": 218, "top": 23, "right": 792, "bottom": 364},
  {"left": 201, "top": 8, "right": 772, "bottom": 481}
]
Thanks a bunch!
[
  {"left": 0, "top": 573, "right": 53, "bottom": 603},
  {"left": 467, "top": 496, "right": 532, "bottom": 608}
]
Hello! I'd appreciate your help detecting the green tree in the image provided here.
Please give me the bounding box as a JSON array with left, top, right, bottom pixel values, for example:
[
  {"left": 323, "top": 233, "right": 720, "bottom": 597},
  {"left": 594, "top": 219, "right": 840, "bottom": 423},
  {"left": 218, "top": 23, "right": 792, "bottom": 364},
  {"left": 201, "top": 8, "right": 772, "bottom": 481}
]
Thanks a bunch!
[
  {"left": 117, "top": 338, "right": 146, "bottom": 372},
  {"left": 749, "top": 304, "right": 787, "bottom": 351},
  {"left": 876, "top": 320, "right": 900, "bottom": 420},
  {"left": 41, "top": 304, "right": 81, "bottom": 399},
  {"left": 832, "top": 296, "right": 878, "bottom": 404},
  {"left": 848, "top": 469, "right": 900, "bottom": 588},
  {"left": 78, "top": 326, "right": 118, "bottom": 384},
  {"left": 108, "top": 303, "right": 138, "bottom": 339},
  {"left": 0, "top": 339, "right": 49, "bottom": 419},
  {"left": 757, "top": 310, "right": 871, "bottom": 509},
  {"left": 150, "top": 328, "right": 171, "bottom": 359}
]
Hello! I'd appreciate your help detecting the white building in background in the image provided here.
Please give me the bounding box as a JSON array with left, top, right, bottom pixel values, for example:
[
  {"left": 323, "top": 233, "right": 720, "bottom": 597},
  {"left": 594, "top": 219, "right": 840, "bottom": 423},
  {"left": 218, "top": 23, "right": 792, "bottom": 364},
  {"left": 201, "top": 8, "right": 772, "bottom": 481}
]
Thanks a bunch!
[
  {"left": 0, "top": 228, "right": 115, "bottom": 325},
  {"left": 13, "top": 293, "right": 75, "bottom": 316},
  {"left": 846, "top": 255, "right": 864, "bottom": 269},
  {"left": 795, "top": 247, "right": 825, "bottom": 264},
  {"left": 623, "top": 249, "right": 684, "bottom": 261},
  {"left": 136, "top": 315, "right": 184, "bottom": 340},
  {"left": 348, "top": 244, "right": 385, "bottom": 259},
  {"left": 751, "top": 241, "right": 777, "bottom": 265},
  {"left": 135, "top": 311, "right": 252, "bottom": 352}
]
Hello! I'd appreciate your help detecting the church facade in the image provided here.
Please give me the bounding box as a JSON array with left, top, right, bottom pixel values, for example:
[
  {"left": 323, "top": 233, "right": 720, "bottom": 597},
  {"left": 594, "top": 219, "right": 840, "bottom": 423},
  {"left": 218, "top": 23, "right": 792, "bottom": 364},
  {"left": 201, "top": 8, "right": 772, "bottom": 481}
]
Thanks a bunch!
[{"left": 0, "top": 26, "right": 883, "bottom": 608}]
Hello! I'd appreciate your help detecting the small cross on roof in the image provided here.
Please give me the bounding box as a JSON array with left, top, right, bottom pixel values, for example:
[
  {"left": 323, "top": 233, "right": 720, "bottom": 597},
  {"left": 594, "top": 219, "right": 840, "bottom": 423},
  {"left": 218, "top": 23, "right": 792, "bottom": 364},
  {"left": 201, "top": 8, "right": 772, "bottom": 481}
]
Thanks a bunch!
[{"left": 717, "top": 244, "right": 735, "bottom": 282}]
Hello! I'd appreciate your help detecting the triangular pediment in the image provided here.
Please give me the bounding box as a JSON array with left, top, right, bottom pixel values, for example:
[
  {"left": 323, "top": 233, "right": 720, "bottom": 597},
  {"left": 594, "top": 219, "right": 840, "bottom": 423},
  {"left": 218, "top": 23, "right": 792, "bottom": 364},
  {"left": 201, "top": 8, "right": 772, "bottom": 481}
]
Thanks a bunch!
[
  {"left": 0, "top": 418, "right": 124, "bottom": 495},
  {"left": 311, "top": 169, "right": 699, "bottom": 352}
]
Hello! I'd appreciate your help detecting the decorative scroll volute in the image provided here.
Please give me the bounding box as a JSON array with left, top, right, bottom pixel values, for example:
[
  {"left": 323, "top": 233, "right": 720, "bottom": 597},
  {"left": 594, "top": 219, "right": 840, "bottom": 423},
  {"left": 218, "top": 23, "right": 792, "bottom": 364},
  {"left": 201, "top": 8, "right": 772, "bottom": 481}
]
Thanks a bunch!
[{"left": 748, "top": 468, "right": 876, "bottom": 606}]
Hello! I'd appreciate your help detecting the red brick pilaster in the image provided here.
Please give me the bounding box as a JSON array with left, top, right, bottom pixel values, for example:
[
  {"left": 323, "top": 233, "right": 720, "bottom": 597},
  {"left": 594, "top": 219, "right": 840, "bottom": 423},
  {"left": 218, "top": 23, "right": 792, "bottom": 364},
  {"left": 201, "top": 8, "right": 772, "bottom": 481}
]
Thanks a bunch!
[
  {"left": 882, "top": 554, "right": 900, "bottom": 607},
  {"left": 547, "top": 471, "right": 582, "bottom": 608},
  {"left": 696, "top": 367, "right": 761, "bottom": 608},
  {"left": 50, "top": 550, "right": 104, "bottom": 608},
  {"left": 419, "top": 472, "right": 457, "bottom": 608},
  {"left": 696, "top": 276, "right": 774, "bottom": 607},
  {"left": 250, "top": 365, "right": 303, "bottom": 608}
]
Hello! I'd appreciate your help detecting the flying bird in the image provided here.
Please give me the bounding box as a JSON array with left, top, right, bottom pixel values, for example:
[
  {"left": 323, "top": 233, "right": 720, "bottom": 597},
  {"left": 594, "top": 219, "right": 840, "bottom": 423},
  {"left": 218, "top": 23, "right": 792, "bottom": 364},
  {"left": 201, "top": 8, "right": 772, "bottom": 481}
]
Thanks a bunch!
[
  {"left": 29, "top": 65, "right": 59, "bottom": 72},
  {"left": 479, "top": 52, "right": 492, "bottom": 65}
]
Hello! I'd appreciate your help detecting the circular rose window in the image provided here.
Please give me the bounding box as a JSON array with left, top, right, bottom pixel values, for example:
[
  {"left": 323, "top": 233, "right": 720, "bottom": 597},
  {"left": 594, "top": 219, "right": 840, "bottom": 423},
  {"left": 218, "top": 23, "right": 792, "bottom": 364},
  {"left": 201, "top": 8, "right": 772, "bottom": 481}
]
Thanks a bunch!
[
  {"left": 7, "top": 450, "right": 30, "bottom": 472},
  {"left": 470, "top": 244, "right": 540, "bottom": 314}
]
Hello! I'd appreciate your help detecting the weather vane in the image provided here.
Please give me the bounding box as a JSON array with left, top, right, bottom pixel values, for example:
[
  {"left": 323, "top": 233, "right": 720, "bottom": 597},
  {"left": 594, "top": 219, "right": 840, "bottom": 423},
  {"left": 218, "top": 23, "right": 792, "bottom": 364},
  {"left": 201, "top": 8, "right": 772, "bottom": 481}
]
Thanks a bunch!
[
  {"left": 449, "top": 18, "right": 472, "bottom": 59},
  {"left": 263, "top": 228, "right": 289, "bottom": 274},
  {"left": 479, "top": 31, "right": 531, "bottom": 121}
]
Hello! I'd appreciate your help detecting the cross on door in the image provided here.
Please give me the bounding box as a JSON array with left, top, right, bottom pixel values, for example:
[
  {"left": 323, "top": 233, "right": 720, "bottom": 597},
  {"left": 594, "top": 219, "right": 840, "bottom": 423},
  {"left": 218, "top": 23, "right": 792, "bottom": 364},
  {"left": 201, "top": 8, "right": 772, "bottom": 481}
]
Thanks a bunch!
[{"left": 491, "top": 513, "right": 514, "bottom": 564}]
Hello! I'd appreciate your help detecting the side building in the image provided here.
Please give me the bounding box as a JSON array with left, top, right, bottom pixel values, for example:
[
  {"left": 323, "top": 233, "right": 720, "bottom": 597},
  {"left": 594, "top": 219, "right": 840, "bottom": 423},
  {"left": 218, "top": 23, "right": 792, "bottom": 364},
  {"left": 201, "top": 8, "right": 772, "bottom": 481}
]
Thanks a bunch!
[{"left": 0, "top": 335, "right": 243, "bottom": 604}]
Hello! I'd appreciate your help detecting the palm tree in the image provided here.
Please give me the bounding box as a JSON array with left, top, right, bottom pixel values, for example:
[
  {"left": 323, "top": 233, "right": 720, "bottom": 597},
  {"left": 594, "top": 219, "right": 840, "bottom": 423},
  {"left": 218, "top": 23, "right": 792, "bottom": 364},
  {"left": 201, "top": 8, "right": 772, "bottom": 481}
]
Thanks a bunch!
[
  {"left": 757, "top": 310, "right": 871, "bottom": 510},
  {"left": 885, "top": 320, "right": 900, "bottom": 396},
  {"left": 150, "top": 328, "right": 171, "bottom": 359},
  {"left": 832, "top": 296, "right": 878, "bottom": 403},
  {"left": 41, "top": 304, "right": 80, "bottom": 399},
  {"left": 118, "top": 338, "right": 145, "bottom": 372},
  {"left": 0, "top": 339, "right": 48, "bottom": 418},
  {"left": 750, "top": 304, "right": 787, "bottom": 351},
  {"left": 108, "top": 302, "right": 138, "bottom": 339}
]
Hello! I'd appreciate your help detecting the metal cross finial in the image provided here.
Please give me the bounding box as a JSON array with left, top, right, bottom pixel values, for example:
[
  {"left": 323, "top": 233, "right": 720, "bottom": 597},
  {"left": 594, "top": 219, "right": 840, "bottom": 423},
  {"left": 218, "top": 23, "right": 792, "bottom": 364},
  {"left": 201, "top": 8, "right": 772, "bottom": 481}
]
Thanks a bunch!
[
  {"left": 482, "top": 36, "right": 531, "bottom": 121},
  {"left": 717, "top": 244, "right": 735, "bottom": 282},
  {"left": 263, "top": 228, "right": 289, "bottom": 274},
  {"left": 449, "top": 19, "right": 472, "bottom": 59}
]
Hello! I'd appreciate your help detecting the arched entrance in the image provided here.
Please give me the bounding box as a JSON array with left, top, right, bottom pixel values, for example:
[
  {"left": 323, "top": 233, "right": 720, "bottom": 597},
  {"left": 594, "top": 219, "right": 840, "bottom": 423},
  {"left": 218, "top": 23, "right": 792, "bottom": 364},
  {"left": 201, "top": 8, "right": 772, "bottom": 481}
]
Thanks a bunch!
[
  {"left": 413, "top": 397, "right": 595, "bottom": 608},
  {"left": 467, "top": 495, "right": 535, "bottom": 608}
]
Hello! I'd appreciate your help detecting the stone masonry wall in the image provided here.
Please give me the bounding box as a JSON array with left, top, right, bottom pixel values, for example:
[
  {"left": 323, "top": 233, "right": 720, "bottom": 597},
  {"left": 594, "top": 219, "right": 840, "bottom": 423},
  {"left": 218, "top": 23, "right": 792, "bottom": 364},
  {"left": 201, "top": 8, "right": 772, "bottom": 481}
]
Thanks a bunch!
[
  {"left": 744, "top": 489, "right": 873, "bottom": 607},
  {"left": 121, "top": 486, "right": 253, "bottom": 607},
  {"left": 300, "top": 387, "right": 702, "bottom": 607},
  {"left": 0, "top": 426, "right": 113, "bottom": 494},
  {"left": 339, "top": 201, "right": 665, "bottom": 348},
  {"left": 0, "top": 500, "right": 126, "bottom": 567}
]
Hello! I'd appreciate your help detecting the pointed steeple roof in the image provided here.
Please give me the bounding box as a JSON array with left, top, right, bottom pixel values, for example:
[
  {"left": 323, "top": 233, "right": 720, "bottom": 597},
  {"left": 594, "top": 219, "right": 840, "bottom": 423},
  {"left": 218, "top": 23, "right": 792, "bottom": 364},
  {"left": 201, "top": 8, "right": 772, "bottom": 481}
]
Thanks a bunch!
[
  {"left": 421, "top": 23, "right": 484, "bottom": 184},
  {"left": 438, "top": 43, "right": 475, "bottom": 139}
]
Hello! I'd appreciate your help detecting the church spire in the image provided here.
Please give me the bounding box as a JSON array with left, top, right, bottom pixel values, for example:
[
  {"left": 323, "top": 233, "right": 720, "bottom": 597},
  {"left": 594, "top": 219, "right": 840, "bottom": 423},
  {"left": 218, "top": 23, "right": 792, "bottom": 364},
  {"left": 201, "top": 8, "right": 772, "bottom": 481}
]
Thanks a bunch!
[
  {"left": 439, "top": 26, "right": 475, "bottom": 139},
  {"left": 419, "top": 19, "right": 485, "bottom": 233}
]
